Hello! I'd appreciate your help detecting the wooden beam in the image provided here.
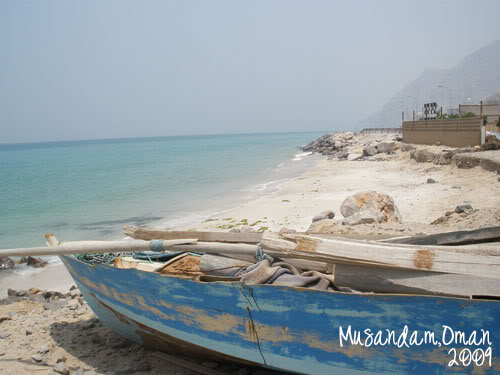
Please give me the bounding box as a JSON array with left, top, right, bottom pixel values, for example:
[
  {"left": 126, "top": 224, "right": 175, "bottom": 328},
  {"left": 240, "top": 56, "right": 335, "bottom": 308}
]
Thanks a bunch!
[
  {"left": 334, "top": 263, "right": 500, "bottom": 298},
  {"left": 260, "top": 233, "right": 500, "bottom": 279},
  {"left": 124, "top": 225, "right": 262, "bottom": 244},
  {"left": 382, "top": 226, "right": 500, "bottom": 246}
]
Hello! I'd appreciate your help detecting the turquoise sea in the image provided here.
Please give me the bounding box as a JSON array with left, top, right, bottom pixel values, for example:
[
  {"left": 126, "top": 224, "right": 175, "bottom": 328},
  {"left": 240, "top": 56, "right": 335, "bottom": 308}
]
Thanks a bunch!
[{"left": 0, "top": 132, "right": 321, "bottom": 250}]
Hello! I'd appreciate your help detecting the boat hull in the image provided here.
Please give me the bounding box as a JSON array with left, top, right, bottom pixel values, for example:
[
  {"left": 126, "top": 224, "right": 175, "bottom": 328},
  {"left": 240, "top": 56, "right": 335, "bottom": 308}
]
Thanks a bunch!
[{"left": 60, "top": 255, "right": 500, "bottom": 375}]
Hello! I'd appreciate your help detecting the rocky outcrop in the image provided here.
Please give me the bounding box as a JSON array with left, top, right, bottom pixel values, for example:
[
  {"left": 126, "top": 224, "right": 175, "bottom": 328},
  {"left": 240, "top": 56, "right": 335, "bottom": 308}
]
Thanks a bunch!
[
  {"left": 340, "top": 191, "right": 402, "bottom": 225},
  {"left": 452, "top": 150, "right": 500, "bottom": 173},
  {"left": 301, "top": 132, "right": 355, "bottom": 158},
  {"left": 312, "top": 210, "right": 335, "bottom": 223}
]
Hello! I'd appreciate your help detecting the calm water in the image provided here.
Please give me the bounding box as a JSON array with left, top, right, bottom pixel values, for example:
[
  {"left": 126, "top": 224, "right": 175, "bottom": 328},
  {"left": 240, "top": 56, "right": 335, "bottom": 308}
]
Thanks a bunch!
[{"left": 0, "top": 132, "right": 321, "bottom": 249}]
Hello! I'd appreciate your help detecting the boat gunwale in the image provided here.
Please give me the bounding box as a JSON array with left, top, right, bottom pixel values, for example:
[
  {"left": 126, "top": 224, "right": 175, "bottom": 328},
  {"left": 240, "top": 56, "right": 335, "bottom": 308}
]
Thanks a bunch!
[{"left": 61, "top": 254, "right": 500, "bottom": 303}]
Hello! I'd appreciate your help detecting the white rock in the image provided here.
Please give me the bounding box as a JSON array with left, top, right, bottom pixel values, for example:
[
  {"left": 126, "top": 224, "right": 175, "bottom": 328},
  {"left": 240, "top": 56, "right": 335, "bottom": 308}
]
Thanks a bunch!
[{"left": 340, "top": 191, "right": 402, "bottom": 224}]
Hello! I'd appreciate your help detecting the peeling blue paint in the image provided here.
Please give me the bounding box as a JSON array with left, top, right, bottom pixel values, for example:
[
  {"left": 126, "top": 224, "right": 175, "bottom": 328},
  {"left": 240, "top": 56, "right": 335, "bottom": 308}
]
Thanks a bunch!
[{"left": 60, "top": 256, "right": 500, "bottom": 375}]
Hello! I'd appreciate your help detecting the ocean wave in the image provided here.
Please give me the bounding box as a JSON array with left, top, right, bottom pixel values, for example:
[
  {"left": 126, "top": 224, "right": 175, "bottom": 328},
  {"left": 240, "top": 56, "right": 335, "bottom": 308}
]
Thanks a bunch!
[{"left": 292, "top": 152, "right": 312, "bottom": 161}]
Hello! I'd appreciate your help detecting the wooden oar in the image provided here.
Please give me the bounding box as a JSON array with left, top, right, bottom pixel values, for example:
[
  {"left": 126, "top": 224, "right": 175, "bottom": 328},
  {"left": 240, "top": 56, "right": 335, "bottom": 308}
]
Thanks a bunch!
[{"left": 0, "top": 238, "right": 199, "bottom": 257}]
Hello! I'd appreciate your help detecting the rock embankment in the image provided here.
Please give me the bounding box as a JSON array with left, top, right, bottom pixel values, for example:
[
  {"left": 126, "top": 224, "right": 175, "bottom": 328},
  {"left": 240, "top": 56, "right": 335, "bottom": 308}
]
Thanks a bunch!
[{"left": 301, "top": 132, "right": 399, "bottom": 161}]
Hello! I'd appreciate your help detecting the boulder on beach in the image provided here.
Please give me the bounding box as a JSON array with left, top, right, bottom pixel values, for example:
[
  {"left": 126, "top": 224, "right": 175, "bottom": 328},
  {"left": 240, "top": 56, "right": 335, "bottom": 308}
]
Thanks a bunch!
[
  {"left": 363, "top": 145, "right": 378, "bottom": 157},
  {"left": 312, "top": 210, "right": 335, "bottom": 223},
  {"left": 377, "top": 142, "right": 394, "bottom": 154},
  {"left": 307, "top": 219, "right": 340, "bottom": 233},
  {"left": 340, "top": 191, "right": 402, "bottom": 225}
]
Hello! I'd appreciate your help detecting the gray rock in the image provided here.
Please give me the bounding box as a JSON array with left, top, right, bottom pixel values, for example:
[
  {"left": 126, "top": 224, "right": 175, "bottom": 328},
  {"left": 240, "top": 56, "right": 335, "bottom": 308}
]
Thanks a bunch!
[
  {"left": 340, "top": 191, "right": 402, "bottom": 224},
  {"left": 363, "top": 145, "right": 379, "bottom": 157},
  {"left": 426, "top": 178, "right": 436, "bottom": 184},
  {"left": 410, "top": 149, "right": 437, "bottom": 163},
  {"left": 0, "top": 257, "right": 15, "bottom": 270},
  {"left": 53, "top": 362, "right": 70, "bottom": 375},
  {"left": 312, "top": 210, "right": 335, "bottom": 223},
  {"left": 25, "top": 329, "right": 33, "bottom": 335},
  {"left": 43, "top": 300, "right": 68, "bottom": 311},
  {"left": 39, "top": 344, "right": 50, "bottom": 353},
  {"left": 0, "top": 331, "right": 10, "bottom": 339},
  {"left": 31, "top": 353, "right": 43, "bottom": 362},
  {"left": 455, "top": 204, "right": 473, "bottom": 214},
  {"left": 377, "top": 142, "right": 395, "bottom": 154},
  {"left": 307, "top": 219, "right": 339, "bottom": 233},
  {"left": 26, "top": 256, "right": 48, "bottom": 268}
]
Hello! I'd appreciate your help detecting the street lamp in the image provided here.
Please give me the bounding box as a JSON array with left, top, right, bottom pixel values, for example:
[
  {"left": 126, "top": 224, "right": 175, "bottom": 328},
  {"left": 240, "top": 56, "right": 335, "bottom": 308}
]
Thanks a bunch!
[{"left": 437, "top": 85, "right": 452, "bottom": 112}]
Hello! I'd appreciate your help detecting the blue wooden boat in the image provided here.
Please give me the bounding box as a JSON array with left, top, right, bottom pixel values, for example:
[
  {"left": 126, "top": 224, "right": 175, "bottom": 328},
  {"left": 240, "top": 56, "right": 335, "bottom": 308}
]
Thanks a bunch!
[{"left": 60, "top": 253, "right": 500, "bottom": 375}]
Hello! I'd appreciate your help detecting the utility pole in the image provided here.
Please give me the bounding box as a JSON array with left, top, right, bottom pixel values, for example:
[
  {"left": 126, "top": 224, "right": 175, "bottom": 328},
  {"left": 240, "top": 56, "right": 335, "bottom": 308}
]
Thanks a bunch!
[{"left": 438, "top": 85, "right": 452, "bottom": 112}]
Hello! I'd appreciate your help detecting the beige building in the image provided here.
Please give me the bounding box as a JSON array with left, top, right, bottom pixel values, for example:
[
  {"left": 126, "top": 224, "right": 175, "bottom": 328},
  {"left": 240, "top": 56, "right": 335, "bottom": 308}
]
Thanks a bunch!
[{"left": 459, "top": 103, "right": 500, "bottom": 124}]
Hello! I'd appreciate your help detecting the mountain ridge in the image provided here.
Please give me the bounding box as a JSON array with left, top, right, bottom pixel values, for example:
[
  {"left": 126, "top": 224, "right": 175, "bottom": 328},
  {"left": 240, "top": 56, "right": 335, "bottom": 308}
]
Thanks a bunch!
[{"left": 361, "top": 39, "right": 500, "bottom": 128}]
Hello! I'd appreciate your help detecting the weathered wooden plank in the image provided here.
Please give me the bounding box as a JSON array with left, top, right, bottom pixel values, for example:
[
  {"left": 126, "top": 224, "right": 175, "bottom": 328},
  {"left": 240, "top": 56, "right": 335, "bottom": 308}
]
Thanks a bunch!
[
  {"left": 334, "top": 263, "right": 500, "bottom": 298},
  {"left": 382, "top": 226, "right": 500, "bottom": 246},
  {"left": 260, "top": 233, "right": 500, "bottom": 279},
  {"left": 123, "top": 225, "right": 262, "bottom": 244},
  {"left": 0, "top": 238, "right": 198, "bottom": 257}
]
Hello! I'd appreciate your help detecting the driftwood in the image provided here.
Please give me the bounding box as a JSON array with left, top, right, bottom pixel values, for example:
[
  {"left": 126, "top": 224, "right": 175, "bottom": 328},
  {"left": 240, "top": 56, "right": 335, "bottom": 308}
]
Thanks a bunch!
[
  {"left": 382, "top": 226, "right": 500, "bottom": 246},
  {"left": 124, "top": 225, "right": 262, "bottom": 244}
]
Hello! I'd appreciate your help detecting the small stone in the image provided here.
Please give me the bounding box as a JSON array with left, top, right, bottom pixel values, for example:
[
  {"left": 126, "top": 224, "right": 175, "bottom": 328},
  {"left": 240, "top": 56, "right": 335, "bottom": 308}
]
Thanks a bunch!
[
  {"left": 202, "top": 361, "right": 219, "bottom": 369},
  {"left": 26, "top": 256, "right": 48, "bottom": 268},
  {"left": 69, "top": 285, "right": 77, "bottom": 291},
  {"left": 0, "top": 331, "right": 11, "bottom": 339},
  {"left": 53, "top": 362, "right": 70, "bottom": 375},
  {"left": 43, "top": 300, "right": 68, "bottom": 311},
  {"left": 312, "top": 210, "right": 335, "bottom": 223},
  {"left": 56, "top": 356, "right": 66, "bottom": 363},
  {"left": 39, "top": 344, "right": 50, "bottom": 353},
  {"left": 31, "top": 353, "right": 43, "bottom": 362},
  {"left": 455, "top": 204, "right": 473, "bottom": 214},
  {"left": 25, "top": 329, "right": 33, "bottom": 335},
  {"left": 426, "top": 178, "right": 436, "bottom": 184}
]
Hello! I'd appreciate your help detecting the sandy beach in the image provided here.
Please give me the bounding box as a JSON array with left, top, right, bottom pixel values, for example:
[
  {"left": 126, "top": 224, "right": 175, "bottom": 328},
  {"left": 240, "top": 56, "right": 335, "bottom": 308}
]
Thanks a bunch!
[{"left": 1, "top": 131, "right": 500, "bottom": 375}]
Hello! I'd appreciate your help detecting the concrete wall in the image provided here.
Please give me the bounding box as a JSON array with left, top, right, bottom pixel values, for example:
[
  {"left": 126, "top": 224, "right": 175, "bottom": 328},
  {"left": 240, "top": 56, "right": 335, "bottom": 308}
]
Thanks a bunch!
[
  {"left": 459, "top": 103, "right": 499, "bottom": 115},
  {"left": 402, "top": 118, "right": 481, "bottom": 147}
]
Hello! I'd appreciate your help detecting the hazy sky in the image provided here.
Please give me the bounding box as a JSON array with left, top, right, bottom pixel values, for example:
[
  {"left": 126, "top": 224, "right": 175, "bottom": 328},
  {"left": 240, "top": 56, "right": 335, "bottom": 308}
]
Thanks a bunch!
[{"left": 1, "top": 0, "right": 500, "bottom": 143}]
